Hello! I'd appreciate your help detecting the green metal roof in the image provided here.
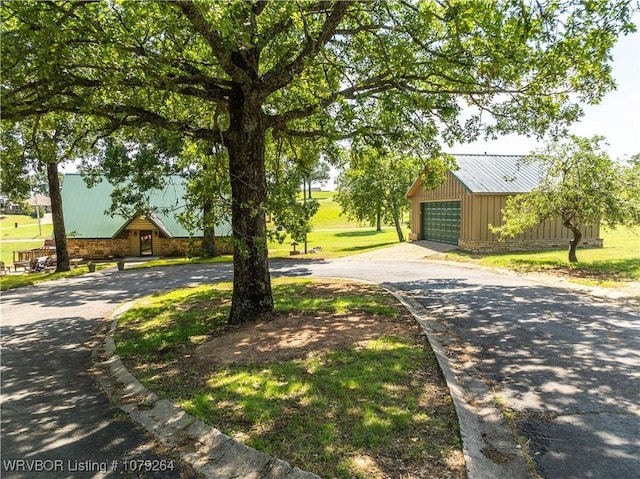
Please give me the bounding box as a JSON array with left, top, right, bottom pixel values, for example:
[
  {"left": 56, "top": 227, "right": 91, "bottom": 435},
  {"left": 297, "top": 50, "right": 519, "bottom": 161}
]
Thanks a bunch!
[{"left": 61, "top": 174, "right": 231, "bottom": 238}]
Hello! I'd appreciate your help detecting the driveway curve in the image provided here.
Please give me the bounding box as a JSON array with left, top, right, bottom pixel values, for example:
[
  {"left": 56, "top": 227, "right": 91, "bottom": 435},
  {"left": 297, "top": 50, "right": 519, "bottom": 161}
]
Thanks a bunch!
[
  {"left": 2, "top": 258, "right": 638, "bottom": 479},
  {"left": 1, "top": 265, "right": 234, "bottom": 478},
  {"left": 299, "top": 258, "right": 640, "bottom": 479}
]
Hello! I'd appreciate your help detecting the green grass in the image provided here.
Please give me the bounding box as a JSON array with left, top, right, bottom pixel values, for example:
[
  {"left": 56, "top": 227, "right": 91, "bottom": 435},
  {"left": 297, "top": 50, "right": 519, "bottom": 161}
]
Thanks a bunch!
[
  {"left": 114, "top": 278, "right": 403, "bottom": 359},
  {"left": 1, "top": 214, "right": 53, "bottom": 266},
  {"left": 443, "top": 227, "right": 640, "bottom": 285},
  {"left": 267, "top": 191, "right": 408, "bottom": 258},
  {"left": 129, "top": 255, "right": 234, "bottom": 269},
  {"left": 0, "top": 214, "right": 52, "bottom": 240},
  {"left": 268, "top": 226, "right": 409, "bottom": 259},
  {"left": 306, "top": 192, "right": 364, "bottom": 230},
  {"left": 115, "top": 278, "right": 464, "bottom": 478},
  {"left": 184, "top": 341, "right": 448, "bottom": 476},
  {"left": 133, "top": 192, "right": 409, "bottom": 265},
  {"left": 114, "top": 283, "right": 233, "bottom": 359},
  {"left": 272, "top": 278, "right": 400, "bottom": 315},
  {"left": 1, "top": 240, "right": 49, "bottom": 267}
]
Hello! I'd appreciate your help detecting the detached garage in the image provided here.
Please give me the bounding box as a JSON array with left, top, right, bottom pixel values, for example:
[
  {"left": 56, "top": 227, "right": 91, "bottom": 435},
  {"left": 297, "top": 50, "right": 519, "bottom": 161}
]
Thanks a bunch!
[{"left": 406, "top": 154, "right": 602, "bottom": 253}]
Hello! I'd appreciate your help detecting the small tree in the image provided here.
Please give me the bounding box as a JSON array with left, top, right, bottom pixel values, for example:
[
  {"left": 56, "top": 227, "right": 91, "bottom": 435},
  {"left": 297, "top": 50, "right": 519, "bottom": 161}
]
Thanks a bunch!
[
  {"left": 302, "top": 161, "right": 331, "bottom": 199},
  {"left": 336, "top": 146, "right": 450, "bottom": 242},
  {"left": 619, "top": 153, "right": 640, "bottom": 226},
  {"left": 1, "top": 114, "right": 99, "bottom": 272},
  {"left": 491, "top": 136, "right": 640, "bottom": 263}
]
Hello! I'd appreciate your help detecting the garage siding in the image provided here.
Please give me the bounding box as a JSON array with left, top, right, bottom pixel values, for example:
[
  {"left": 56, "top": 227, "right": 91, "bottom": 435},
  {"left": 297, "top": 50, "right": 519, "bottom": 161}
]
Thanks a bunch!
[
  {"left": 406, "top": 156, "right": 602, "bottom": 251},
  {"left": 407, "top": 171, "right": 470, "bottom": 242}
]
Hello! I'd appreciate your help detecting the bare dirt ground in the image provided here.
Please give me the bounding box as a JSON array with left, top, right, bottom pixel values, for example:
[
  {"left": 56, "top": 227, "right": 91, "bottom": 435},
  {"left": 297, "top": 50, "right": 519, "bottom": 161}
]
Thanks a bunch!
[{"left": 195, "top": 309, "right": 421, "bottom": 367}]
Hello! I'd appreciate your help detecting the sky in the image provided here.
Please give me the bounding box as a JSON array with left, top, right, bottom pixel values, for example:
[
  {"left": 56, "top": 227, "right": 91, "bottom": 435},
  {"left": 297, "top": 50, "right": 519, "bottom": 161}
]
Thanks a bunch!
[{"left": 450, "top": 15, "right": 640, "bottom": 160}]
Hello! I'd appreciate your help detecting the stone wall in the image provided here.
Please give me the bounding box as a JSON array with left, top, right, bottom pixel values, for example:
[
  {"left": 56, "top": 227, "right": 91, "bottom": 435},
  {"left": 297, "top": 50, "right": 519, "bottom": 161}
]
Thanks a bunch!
[
  {"left": 66, "top": 238, "right": 131, "bottom": 259},
  {"left": 457, "top": 237, "right": 603, "bottom": 254},
  {"left": 160, "top": 237, "right": 234, "bottom": 257},
  {"left": 67, "top": 237, "right": 234, "bottom": 260}
]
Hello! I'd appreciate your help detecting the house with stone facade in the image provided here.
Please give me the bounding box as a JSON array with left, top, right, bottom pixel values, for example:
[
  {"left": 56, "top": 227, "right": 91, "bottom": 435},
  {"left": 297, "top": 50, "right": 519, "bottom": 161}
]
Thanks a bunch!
[
  {"left": 406, "top": 154, "right": 602, "bottom": 253},
  {"left": 61, "top": 174, "right": 232, "bottom": 259}
]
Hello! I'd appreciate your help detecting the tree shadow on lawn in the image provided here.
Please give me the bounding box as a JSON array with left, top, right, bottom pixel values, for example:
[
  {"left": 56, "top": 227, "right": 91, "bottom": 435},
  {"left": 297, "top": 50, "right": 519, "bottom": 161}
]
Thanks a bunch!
[
  {"left": 449, "top": 251, "right": 640, "bottom": 281},
  {"left": 508, "top": 257, "right": 640, "bottom": 282},
  {"left": 335, "top": 229, "right": 387, "bottom": 238},
  {"left": 116, "top": 278, "right": 466, "bottom": 479},
  {"left": 138, "top": 307, "right": 466, "bottom": 479},
  {"left": 341, "top": 241, "right": 397, "bottom": 252},
  {"left": 576, "top": 258, "right": 640, "bottom": 279},
  {"left": 186, "top": 343, "right": 464, "bottom": 479}
]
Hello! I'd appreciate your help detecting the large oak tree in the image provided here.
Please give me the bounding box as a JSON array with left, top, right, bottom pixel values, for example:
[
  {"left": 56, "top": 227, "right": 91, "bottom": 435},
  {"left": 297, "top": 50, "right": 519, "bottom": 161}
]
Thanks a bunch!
[{"left": 1, "top": 1, "right": 635, "bottom": 323}]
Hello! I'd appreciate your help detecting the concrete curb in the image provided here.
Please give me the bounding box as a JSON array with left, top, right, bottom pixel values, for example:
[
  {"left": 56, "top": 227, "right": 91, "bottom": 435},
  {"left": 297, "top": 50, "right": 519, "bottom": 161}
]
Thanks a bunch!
[
  {"left": 385, "top": 286, "right": 534, "bottom": 479},
  {"left": 91, "top": 302, "right": 320, "bottom": 479}
]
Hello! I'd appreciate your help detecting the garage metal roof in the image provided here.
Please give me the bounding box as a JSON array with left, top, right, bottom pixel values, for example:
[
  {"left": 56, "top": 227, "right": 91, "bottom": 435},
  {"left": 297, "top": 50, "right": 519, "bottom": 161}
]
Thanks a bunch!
[
  {"left": 61, "top": 174, "right": 232, "bottom": 238},
  {"left": 452, "top": 154, "right": 542, "bottom": 194}
]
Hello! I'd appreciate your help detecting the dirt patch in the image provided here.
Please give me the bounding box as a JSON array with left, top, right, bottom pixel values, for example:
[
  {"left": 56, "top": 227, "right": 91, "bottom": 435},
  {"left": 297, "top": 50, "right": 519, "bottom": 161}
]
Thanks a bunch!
[{"left": 195, "top": 309, "right": 420, "bottom": 367}]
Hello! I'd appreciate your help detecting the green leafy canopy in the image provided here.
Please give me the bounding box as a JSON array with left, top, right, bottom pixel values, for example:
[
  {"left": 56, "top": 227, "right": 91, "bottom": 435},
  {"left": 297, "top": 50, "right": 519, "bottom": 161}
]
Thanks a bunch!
[{"left": 2, "top": 0, "right": 636, "bottom": 321}]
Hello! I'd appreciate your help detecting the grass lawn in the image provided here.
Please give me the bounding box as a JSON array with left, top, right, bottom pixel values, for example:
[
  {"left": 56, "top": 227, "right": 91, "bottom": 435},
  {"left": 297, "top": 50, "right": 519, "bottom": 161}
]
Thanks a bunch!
[
  {"left": 268, "top": 226, "right": 409, "bottom": 259},
  {"left": 0, "top": 214, "right": 52, "bottom": 240},
  {"left": 1, "top": 214, "right": 53, "bottom": 266},
  {"left": 131, "top": 255, "right": 234, "bottom": 269},
  {"left": 1, "top": 240, "right": 49, "bottom": 267},
  {"left": 267, "top": 190, "right": 409, "bottom": 258},
  {"left": 442, "top": 227, "right": 640, "bottom": 285},
  {"left": 306, "top": 191, "right": 365, "bottom": 230},
  {"left": 115, "top": 278, "right": 465, "bottom": 479}
]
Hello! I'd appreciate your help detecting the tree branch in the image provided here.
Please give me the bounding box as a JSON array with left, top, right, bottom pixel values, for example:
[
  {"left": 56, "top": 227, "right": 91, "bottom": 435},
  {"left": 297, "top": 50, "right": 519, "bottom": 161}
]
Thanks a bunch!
[
  {"left": 275, "top": 127, "right": 355, "bottom": 141},
  {"left": 266, "top": 71, "right": 397, "bottom": 128},
  {"left": 261, "top": 1, "right": 352, "bottom": 94},
  {"left": 173, "top": 0, "right": 249, "bottom": 83}
]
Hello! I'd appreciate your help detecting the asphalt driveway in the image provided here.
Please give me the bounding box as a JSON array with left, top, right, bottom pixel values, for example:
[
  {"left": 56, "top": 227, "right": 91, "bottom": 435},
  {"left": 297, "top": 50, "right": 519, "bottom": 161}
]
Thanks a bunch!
[
  {"left": 2, "top": 258, "right": 638, "bottom": 479},
  {"left": 1, "top": 265, "right": 233, "bottom": 478}
]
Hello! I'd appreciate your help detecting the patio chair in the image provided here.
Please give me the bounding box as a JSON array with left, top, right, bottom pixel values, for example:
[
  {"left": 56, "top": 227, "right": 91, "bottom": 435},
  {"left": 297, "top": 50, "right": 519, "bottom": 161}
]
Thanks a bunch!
[{"left": 31, "top": 256, "right": 51, "bottom": 273}]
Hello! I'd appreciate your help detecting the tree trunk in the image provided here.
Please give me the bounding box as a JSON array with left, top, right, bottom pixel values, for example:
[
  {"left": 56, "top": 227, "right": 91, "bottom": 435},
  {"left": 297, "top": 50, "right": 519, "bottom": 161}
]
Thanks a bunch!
[
  {"left": 224, "top": 89, "right": 273, "bottom": 324},
  {"left": 46, "top": 162, "right": 70, "bottom": 272},
  {"left": 392, "top": 204, "right": 405, "bottom": 242},
  {"left": 376, "top": 208, "right": 382, "bottom": 232},
  {"left": 563, "top": 218, "right": 582, "bottom": 263},
  {"left": 200, "top": 198, "right": 218, "bottom": 258}
]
